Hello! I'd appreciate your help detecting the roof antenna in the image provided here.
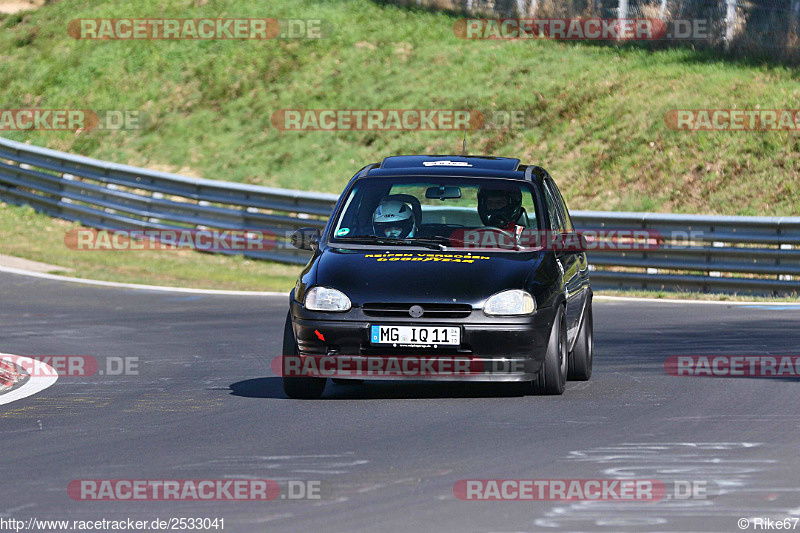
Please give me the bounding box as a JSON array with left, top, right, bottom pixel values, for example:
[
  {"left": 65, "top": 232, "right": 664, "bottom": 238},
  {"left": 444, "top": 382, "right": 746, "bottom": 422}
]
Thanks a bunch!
[{"left": 462, "top": 98, "right": 469, "bottom": 157}]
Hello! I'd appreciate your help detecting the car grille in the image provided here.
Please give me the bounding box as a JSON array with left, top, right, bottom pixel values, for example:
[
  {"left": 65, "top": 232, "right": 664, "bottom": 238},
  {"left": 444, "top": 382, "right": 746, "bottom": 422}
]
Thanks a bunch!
[{"left": 362, "top": 303, "right": 472, "bottom": 319}]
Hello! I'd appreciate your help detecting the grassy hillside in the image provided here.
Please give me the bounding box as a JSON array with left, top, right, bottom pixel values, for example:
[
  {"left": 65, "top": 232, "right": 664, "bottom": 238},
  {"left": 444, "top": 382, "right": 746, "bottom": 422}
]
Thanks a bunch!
[{"left": 1, "top": 0, "right": 799, "bottom": 218}]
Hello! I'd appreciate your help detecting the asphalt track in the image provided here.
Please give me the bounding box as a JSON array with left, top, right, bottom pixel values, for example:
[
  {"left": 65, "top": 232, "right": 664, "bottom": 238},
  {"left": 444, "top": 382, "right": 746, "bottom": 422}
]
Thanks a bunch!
[{"left": 1, "top": 270, "right": 799, "bottom": 532}]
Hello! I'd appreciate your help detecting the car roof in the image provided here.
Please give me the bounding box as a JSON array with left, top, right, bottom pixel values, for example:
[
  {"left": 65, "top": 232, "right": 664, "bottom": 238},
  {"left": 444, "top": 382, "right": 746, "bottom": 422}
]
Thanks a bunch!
[
  {"left": 381, "top": 155, "right": 520, "bottom": 171},
  {"left": 357, "top": 155, "right": 546, "bottom": 182}
]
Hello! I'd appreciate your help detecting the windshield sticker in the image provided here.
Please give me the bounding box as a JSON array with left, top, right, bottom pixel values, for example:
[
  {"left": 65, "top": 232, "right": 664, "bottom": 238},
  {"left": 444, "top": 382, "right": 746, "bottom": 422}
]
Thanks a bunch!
[
  {"left": 364, "top": 253, "right": 490, "bottom": 263},
  {"left": 336, "top": 228, "right": 351, "bottom": 236}
]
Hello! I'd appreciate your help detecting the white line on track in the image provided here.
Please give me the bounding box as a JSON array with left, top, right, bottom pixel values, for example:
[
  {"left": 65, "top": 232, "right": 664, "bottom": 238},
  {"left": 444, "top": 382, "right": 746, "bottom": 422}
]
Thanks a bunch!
[
  {"left": 0, "top": 353, "right": 58, "bottom": 406},
  {"left": 594, "top": 295, "right": 800, "bottom": 306},
  {"left": 0, "top": 265, "right": 287, "bottom": 296}
]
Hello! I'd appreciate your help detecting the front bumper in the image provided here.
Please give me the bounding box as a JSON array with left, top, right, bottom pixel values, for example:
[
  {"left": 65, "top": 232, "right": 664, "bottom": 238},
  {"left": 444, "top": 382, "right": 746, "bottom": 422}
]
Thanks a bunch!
[{"left": 287, "top": 301, "right": 557, "bottom": 381}]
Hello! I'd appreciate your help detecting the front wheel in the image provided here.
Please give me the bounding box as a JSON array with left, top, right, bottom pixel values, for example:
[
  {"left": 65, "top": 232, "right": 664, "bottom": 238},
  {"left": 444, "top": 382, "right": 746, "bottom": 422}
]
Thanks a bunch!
[
  {"left": 282, "top": 312, "right": 326, "bottom": 400},
  {"left": 568, "top": 298, "right": 593, "bottom": 381},
  {"left": 531, "top": 305, "right": 567, "bottom": 395}
]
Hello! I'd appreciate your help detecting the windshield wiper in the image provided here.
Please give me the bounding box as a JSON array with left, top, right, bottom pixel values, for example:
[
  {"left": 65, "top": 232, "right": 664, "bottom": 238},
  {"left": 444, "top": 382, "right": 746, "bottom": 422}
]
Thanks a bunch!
[
  {"left": 404, "top": 236, "right": 451, "bottom": 251},
  {"left": 335, "top": 235, "right": 446, "bottom": 251}
]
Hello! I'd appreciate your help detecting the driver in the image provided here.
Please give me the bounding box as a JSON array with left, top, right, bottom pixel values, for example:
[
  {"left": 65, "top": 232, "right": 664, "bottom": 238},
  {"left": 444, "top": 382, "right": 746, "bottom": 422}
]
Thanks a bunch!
[
  {"left": 372, "top": 199, "right": 416, "bottom": 239},
  {"left": 475, "top": 184, "right": 526, "bottom": 247},
  {"left": 477, "top": 184, "right": 524, "bottom": 231}
]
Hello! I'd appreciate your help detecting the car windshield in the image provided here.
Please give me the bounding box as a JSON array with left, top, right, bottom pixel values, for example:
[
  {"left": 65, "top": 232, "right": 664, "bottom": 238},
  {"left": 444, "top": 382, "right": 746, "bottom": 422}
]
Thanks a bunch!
[{"left": 329, "top": 176, "right": 541, "bottom": 251}]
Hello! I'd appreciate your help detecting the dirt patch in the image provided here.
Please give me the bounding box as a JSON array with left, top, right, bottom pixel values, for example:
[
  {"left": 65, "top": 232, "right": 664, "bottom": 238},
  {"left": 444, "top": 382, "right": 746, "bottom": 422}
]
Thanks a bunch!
[
  {"left": 0, "top": 0, "right": 46, "bottom": 15},
  {"left": 0, "top": 253, "right": 73, "bottom": 273}
]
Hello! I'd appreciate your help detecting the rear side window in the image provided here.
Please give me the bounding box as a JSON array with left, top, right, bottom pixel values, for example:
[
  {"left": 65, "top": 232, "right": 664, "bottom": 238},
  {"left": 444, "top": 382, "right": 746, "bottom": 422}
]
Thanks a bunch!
[
  {"left": 542, "top": 181, "right": 565, "bottom": 232},
  {"left": 518, "top": 188, "right": 538, "bottom": 229},
  {"left": 545, "top": 179, "right": 574, "bottom": 232}
]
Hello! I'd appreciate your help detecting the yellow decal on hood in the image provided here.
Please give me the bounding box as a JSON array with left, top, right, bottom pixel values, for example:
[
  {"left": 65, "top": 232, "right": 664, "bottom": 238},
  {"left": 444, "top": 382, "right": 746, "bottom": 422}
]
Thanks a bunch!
[{"left": 364, "top": 253, "right": 490, "bottom": 263}]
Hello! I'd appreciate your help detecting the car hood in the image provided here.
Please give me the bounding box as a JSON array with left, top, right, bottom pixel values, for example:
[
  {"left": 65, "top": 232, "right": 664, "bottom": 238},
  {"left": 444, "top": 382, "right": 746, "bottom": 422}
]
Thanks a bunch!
[{"left": 315, "top": 247, "right": 545, "bottom": 305}]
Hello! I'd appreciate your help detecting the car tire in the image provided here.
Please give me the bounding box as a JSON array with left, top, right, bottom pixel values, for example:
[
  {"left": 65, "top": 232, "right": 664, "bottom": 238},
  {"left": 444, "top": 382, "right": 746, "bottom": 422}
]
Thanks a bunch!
[
  {"left": 282, "top": 312, "right": 327, "bottom": 400},
  {"left": 531, "top": 305, "right": 567, "bottom": 395},
  {"left": 568, "top": 298, "right": 593, "bottom": 381}
]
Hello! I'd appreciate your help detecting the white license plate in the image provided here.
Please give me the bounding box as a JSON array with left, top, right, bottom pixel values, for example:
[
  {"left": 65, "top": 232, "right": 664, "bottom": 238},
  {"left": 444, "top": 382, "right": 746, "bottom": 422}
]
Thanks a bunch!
[{"left": 370, "top": 325, "right": 460, "bottom": 347}]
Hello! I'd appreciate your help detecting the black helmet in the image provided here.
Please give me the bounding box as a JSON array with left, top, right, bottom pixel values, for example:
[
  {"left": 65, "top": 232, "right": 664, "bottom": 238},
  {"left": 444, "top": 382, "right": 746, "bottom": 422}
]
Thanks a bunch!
[{"left": 477, "top": 184, "right": 523, "bottom": 227}]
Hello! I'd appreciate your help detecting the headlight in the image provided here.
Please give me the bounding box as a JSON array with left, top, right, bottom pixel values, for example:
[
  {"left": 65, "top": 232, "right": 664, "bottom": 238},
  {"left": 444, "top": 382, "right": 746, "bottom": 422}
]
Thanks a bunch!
[
  {"left": 305, "top": 286, "right": 351, "bottom": 312},
  {"left": 483, "top": 290, "right": 536, "bottom": 316}
]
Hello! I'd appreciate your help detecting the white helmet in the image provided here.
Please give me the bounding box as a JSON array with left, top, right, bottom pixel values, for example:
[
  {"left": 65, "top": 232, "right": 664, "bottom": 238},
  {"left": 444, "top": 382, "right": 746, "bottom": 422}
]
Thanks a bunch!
[{"left": 373, "top": 200, "right": 416, "bottom": 239}]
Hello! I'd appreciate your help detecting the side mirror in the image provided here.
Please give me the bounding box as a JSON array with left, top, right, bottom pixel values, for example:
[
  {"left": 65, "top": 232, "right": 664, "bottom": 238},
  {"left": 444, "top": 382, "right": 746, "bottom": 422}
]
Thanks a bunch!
[
  {"left": 575, "top": 232, "right": 589, "bottom": 251},
  {"left": 553, "top": 231, "right": 588, "bottom": 255},
  {"left": 291, "top": 228, "right": 321, "bottom": 251}
]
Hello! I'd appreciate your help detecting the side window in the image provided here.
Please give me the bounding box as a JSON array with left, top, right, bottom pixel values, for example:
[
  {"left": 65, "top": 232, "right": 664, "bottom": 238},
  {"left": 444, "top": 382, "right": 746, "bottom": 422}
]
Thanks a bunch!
[
  {"left": 547, "top": 179, "right": 575, "bottom": 232},
  {"left": 519, "top": 187, "right": 538, "bottom": 229},
  {"left": 542, "top": 180, "right": 565, "bottom": 232}
]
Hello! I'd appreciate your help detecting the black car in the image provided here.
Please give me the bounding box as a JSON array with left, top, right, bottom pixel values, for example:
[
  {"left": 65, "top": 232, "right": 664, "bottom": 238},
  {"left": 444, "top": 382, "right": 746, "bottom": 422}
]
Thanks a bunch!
[{"left": 282, "top": 155, "right": 592, "bottom": 399}]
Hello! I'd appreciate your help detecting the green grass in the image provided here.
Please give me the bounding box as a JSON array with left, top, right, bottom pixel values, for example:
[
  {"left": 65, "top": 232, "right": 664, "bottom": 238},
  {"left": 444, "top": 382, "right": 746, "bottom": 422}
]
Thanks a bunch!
[{"left": 0, "top": 203, "right": 299, "bottom": 291}]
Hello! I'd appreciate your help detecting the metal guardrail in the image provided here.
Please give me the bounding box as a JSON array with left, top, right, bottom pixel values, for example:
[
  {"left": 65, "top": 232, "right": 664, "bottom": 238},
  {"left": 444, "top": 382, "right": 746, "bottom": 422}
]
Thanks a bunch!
[
  {"left": 570, "top": 211, "right": 800, "bottom": 294},
  {"left": 0, "top": 137, "right": 338, "bottom": 264},
  {"left": 1, "top": 136, "right": 799, "bottom": 295}
]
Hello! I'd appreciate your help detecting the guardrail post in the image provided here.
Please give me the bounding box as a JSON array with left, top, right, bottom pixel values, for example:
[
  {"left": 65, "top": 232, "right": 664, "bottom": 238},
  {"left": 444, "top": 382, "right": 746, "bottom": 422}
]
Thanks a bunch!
[
  {"left": 617, "top": 0, "right": 628, "bottom": 27},
  {"left": 778, "top": 222, "right": 792, "bottom": 281},
  {"left": 724, "top": 0, "right": 737, "bottom": 49}
]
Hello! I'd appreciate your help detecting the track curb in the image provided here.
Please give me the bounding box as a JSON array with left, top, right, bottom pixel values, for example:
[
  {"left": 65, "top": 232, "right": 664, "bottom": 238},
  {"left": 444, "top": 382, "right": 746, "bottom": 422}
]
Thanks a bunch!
[{"left": 0, "top": 354, "right": 59, "bottom": 405}]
